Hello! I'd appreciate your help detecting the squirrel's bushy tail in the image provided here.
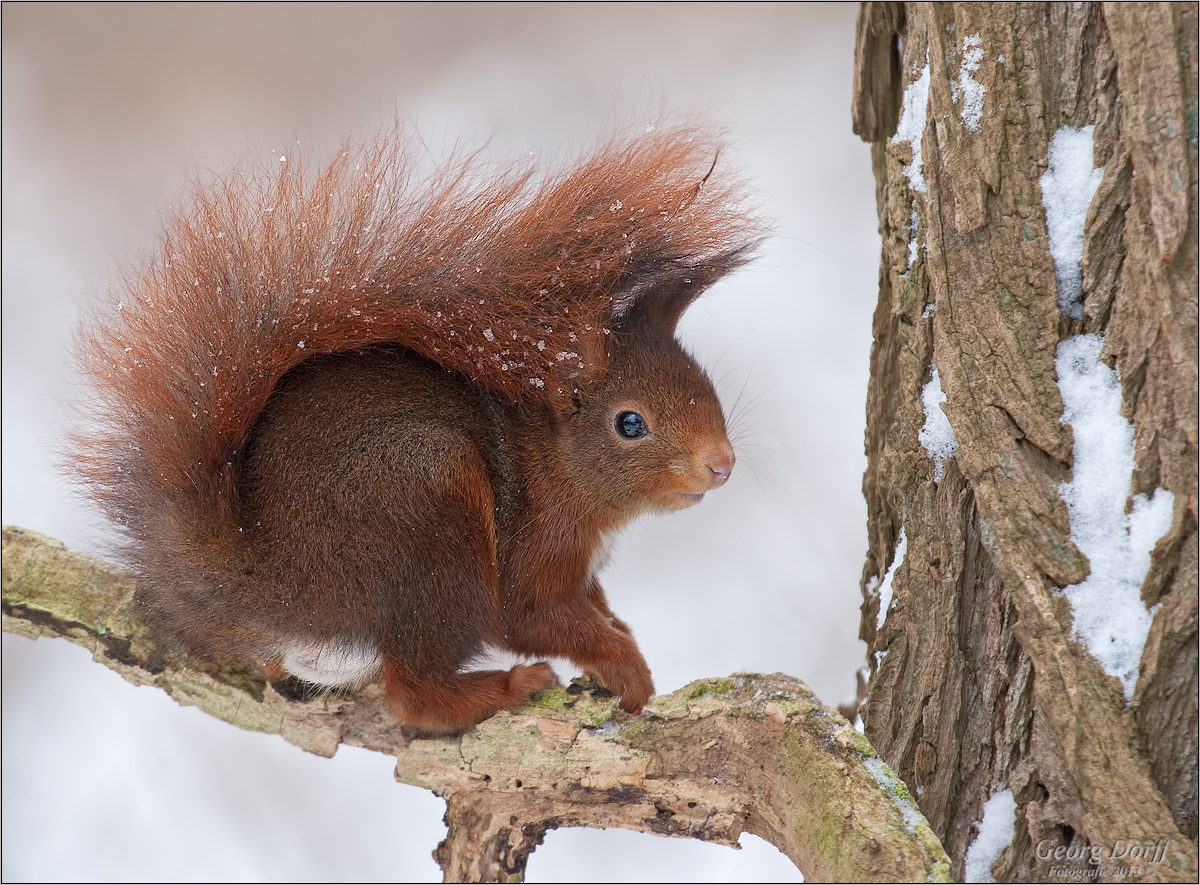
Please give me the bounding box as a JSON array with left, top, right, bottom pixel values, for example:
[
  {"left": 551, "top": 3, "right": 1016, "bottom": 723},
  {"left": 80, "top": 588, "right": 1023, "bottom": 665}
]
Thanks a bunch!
[{"left": 73, "top": 125, "right": 760, "bottom": 554}]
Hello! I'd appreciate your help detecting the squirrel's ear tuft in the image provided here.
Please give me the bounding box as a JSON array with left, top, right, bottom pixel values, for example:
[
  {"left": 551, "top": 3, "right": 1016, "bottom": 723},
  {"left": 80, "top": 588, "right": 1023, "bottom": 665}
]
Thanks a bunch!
[{"left": 610, "top": 243, "right": 760, "bottom": 334}]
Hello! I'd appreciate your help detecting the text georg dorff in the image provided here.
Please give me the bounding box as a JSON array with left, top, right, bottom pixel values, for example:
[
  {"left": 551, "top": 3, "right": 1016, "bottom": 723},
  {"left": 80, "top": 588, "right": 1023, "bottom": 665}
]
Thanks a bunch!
[{"left": 1035, "top": 838, "right": 1173, "bottom": 866}]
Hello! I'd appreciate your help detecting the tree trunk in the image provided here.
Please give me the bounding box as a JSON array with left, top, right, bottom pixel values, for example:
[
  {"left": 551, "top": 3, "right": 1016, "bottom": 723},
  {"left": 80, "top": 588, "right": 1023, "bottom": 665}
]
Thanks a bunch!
[{"left": 853, "top": 3, "right": 1198, "bottom": 882}]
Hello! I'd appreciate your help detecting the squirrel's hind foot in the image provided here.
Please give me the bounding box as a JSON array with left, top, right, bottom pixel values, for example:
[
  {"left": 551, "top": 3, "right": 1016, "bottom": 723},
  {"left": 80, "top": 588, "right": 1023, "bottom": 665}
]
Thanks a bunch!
[{"left": 384, "top": 660, "right": 559, "bottom": 735}]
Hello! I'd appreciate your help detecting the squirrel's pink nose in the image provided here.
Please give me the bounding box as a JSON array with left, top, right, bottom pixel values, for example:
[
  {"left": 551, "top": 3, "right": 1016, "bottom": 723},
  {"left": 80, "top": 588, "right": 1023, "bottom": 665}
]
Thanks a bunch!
[{"left": 706, "top": 444, "right": 735, "bottom": 485}]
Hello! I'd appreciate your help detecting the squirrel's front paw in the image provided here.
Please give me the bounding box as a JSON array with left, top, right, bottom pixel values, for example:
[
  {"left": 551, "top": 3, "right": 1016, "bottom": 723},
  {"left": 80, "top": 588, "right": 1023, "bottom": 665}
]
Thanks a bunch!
[{"left": 596, "top": 660, "right": 654, "bottom": 714}]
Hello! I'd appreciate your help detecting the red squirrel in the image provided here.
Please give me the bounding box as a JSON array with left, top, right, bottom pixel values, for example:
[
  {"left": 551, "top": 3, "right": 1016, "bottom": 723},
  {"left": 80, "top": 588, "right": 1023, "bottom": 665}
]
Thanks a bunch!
[{"left": 74, "top": 126, "right": 760, "bottom": 733}]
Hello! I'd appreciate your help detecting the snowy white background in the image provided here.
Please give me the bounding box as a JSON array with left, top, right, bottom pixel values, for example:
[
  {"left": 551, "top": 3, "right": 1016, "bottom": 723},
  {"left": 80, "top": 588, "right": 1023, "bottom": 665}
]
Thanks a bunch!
[{"left": 2, "top": 5, "right": 880, "bottom": 881}]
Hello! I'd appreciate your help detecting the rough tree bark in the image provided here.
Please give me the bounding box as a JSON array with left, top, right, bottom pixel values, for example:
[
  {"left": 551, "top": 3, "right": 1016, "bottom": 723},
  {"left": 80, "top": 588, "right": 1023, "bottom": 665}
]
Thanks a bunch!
[
  {"left": 1, "top": 525, "right": 951, "bottom": 884},
  {"left": 853, "top": 3, "right": 1197, "bottom": 883}
]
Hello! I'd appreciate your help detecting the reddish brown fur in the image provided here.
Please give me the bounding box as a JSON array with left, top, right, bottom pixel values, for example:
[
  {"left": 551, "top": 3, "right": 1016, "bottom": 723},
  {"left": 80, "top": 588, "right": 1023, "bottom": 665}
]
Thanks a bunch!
[{"left": 74, "top": 126, "right": 760, "bottom": 732}]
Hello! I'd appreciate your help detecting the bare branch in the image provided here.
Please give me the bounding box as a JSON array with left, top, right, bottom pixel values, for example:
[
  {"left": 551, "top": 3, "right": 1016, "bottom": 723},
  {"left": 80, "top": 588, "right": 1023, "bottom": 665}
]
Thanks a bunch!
[{"left": 2, "top": 524, "right": 950, "bottom": 883}]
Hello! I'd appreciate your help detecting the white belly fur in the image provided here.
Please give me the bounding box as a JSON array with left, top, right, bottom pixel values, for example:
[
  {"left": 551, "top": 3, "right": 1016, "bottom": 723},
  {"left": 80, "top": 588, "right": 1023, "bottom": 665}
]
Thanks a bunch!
[{"left": 281, "top": 639, "right": 383, "bottom": 688}]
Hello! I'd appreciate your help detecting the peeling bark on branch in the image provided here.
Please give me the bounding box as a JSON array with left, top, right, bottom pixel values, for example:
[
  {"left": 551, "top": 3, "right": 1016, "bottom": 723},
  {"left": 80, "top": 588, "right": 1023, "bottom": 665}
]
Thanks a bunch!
[
  {"left": 2, "top": 525, "right": 950, "bottom": 883},
  {"left": 853, "top": 3, "right": 1198, "bottom": 883}
]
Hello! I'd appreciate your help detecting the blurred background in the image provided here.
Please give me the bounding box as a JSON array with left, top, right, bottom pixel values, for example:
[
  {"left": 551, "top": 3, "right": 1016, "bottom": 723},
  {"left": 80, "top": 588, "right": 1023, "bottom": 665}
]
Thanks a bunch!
[{"left": 2, "top": 3, "right": 879, "bottom": 881}]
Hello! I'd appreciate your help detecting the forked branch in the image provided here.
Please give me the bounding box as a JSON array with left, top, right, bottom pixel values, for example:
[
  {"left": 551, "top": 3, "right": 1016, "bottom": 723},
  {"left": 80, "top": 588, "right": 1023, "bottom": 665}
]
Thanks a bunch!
[{"left": 2, "top": 525, "right": 951, "bottom": 883}]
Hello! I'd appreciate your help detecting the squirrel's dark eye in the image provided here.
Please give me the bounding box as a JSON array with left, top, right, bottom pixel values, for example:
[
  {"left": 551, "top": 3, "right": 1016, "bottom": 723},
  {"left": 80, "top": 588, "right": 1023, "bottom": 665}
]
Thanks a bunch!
[{"left": 615, "top": 411, "right": 649, "bottom": 439}]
